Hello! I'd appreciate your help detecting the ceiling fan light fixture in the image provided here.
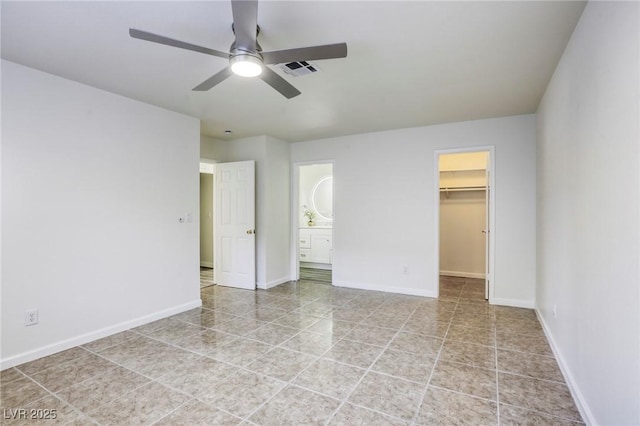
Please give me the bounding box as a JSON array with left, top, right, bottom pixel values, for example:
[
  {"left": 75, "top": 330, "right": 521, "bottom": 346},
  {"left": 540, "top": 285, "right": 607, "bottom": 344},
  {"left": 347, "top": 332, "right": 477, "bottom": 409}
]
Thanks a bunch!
[
  {"left": 230, "top": 54, "right": 263, "bottom": 77},
  {"left": 129, "top": 0, "right": 347, "bottom": 97}
]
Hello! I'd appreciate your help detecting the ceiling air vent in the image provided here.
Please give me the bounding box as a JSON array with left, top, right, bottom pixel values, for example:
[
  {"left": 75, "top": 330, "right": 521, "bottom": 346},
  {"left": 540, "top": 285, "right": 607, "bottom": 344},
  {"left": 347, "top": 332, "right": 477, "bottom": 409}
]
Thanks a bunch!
[{"left": 279, "top": 61, "right": 319, "bottom": 77}]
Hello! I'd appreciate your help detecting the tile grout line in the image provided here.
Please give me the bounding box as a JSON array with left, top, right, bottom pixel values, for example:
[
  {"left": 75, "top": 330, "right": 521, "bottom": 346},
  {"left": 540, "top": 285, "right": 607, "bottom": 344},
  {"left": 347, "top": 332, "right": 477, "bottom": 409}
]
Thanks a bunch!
[
  {"left": 86, "top": 319, "right": 292, "bottom": 424},
  {"left": 209, "top": 292, "right": 356, "bottom": 423},
  {"left": 14, "top": 349, "right": 96, "bottom": 378},
  {"left": 237, "top": 298, "right": 374, "bottom": 423},
  {"left": 408, "top": 294, "right": 459, "bottom": 425},
  {"left": 497, "top": 401, "right": 586, "bottom": 424},
  {"left": 76, "top": 326, "right": 283, "bottom": 423},
  {"left": 1, "top": 369, "right": 88, "bottom": 425},
  {"left": 427, "top": 383, "right": 502, "bottom": 404},
  {"left": 147, "top": 399, "right": 193, "bottom": 426},
  {"left": 60, "top": 350, "right": 199, "bottom": 425},
  {"left": 322, "top": 299, "right": 424, "bottom": 425},
  {"left": 11, "top": 350, "right": 149, "bottom": 426}
]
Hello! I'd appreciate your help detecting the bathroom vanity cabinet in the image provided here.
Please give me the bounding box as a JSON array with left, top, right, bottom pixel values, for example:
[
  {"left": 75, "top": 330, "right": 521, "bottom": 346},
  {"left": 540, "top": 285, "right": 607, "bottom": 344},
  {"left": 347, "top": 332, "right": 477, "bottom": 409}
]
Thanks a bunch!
[{"left": 299, "top": 228, "right": 333, "bottom": 264}]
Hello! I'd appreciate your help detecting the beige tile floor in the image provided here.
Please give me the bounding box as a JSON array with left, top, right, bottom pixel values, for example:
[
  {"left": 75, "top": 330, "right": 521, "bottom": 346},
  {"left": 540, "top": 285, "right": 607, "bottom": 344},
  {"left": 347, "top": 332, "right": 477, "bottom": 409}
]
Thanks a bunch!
[
  {"left": 0, "top": 276, "right": 583, "bottom": 425},
  {"left": 200, "top": 268, "right": 214, "bottom": 288}
]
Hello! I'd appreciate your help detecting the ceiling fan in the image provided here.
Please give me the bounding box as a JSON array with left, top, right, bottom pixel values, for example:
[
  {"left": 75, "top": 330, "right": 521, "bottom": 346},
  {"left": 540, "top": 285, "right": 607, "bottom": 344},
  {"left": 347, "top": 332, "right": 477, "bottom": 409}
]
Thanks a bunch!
[{"left": 129, "top": 0, "right": 347, "bottom": 99}]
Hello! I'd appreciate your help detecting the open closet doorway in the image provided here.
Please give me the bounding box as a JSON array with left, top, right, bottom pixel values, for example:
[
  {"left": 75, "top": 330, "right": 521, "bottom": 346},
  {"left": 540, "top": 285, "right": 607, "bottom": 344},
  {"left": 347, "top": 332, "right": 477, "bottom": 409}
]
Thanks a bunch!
[
  {"left": 295, "top": 163, "right": 334, "bottom": 284},
  {"left": 199, "top": 162, "right": 215, "bottom": 288},
  {"left": 436, "top": 149, "right": 494, "bottom": 301}
]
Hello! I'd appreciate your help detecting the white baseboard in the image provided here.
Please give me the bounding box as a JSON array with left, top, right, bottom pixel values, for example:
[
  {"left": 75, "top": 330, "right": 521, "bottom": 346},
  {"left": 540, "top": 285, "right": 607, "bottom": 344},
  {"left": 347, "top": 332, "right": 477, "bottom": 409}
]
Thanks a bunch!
[
  {"left": 200, "top": 261, "right": 213, "bottom": 268},
  {"left": 440, "top": 270, "right": 485, "bottom": 279},
  {"left": 0, "top": 299, "right": 202, "bottom": 370},
  {"left": 490, "top": 297, "right": 535, "bottom": 309},
  {"left": 257, "top": 276, "right": 291, "bottom": 290},
  {"left": 536, "top": 309, "right": 595, "bottom": 425},
  {"left": 333, "top": 280, "right": 437, "bottom": 298}
]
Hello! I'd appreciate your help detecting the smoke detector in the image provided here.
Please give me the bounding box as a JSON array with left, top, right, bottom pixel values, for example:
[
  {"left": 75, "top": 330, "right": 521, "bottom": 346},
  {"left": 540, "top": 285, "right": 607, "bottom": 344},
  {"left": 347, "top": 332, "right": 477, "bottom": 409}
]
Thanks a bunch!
[{"left": 279, "top": 61, "right": 319, "bottom": 77}]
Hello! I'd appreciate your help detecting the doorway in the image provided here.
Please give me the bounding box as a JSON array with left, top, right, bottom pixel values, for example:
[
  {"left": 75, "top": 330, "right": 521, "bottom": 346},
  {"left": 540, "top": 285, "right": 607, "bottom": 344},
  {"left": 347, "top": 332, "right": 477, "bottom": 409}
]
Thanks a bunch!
[
  {"left": 294, "top": 163, "right": 334, "bottom": 284},
  {"left": 199, "top": 162, "right": 215, "bottom": 288},
  {"left": 435, "top": 148, "right": 494, "bottom": 301}
]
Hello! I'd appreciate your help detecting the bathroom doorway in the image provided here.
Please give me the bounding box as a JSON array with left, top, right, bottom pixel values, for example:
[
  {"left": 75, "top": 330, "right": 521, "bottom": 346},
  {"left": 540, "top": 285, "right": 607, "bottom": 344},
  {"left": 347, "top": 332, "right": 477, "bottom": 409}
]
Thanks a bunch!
[{"left": 294, "top": 163, "right": 334, "bottom": 284}]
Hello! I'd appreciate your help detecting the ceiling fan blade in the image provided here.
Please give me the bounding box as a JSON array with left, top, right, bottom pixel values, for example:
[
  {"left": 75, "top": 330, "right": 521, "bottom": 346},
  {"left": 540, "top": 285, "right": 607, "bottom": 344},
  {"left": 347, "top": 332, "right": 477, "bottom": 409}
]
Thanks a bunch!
[
  {"left": 260, "top": 67, "right": 301, "bottom": 99},
  {"left": 231, "top": 0, "right": 259, "bottom": 50},
  {"left": 193, "top": 67, "right": 234, "bottom": 91},
  {"left": 262, "top": 43, "right": 347, "bottom": 64},
  {"left": 129, "top": 28, "right": 228, "bottom": 59}
]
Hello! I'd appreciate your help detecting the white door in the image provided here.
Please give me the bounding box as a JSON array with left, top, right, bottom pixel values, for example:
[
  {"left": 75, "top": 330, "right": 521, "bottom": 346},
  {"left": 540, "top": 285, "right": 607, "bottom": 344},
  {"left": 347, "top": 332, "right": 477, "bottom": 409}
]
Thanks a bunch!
[
  {"left": 484, "top": 166, "right": 491, "bottom": 300},
  {"left": 214, "top": 161, "right": 256, "bottom": 290}
]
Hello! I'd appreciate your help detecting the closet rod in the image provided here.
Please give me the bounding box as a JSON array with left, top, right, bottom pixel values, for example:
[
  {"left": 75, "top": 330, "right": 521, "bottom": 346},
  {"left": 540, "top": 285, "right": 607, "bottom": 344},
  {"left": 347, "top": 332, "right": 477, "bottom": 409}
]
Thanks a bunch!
[{"left": 439, "top": 186, "right": 486, "bottom": 192}]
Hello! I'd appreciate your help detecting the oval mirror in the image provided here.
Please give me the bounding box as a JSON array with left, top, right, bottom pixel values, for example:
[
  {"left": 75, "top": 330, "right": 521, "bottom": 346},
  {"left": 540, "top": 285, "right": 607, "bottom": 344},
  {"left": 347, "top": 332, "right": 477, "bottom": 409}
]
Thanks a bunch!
[{"left": 312, "top": 176, "right": 333, "bottom": 221}]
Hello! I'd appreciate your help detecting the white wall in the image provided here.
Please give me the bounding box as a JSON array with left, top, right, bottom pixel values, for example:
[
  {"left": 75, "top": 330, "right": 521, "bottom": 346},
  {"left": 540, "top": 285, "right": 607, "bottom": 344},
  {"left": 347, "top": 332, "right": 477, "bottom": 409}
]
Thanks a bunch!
[
  {"left": 201, "top": 135, "right": 291, "bottom": 289},
  {"left": 201, "top": 136, "right": 226, "bottom": 160},
  {"left": 536, "top": 2, "right": 639, "bottom": 424},
  {"left": 263, "top": 136, "right": 292, "bottom": 288},
  {"left": 1, "top": 61, "right": 201, "bottom": 368},
  {"left": 291, "top": 114, "right": 536, "bottom": 305}
]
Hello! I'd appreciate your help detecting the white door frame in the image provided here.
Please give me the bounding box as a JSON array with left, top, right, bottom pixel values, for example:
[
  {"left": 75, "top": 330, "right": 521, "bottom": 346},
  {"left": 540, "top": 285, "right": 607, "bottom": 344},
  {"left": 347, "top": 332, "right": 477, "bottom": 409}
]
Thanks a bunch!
[
  {"left": 290, "top": 160, "right": 335, "bottom": 281},
  {"left": 434, "top": 146, "right": 496, "bottom": 302}
]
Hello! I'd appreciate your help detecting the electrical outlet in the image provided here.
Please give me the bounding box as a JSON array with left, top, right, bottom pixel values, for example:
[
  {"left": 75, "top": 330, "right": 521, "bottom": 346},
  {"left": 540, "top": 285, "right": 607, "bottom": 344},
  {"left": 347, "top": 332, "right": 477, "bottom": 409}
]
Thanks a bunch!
[
  {"left": 552, "top": 304, "right": 557, "bottom": 318},
  {"left": 25, "top": 309, "right": 39, "bottom": 326},
  {"left": 401, "top": 265, "right": 408, "bottom": 275}
]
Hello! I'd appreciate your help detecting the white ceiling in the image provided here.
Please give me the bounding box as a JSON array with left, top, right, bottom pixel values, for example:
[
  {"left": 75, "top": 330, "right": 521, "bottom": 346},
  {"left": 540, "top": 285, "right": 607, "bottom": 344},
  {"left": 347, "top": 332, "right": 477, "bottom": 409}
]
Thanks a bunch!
[{"left": 1, "top": 1, "right": 586, "bottom": 143}]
